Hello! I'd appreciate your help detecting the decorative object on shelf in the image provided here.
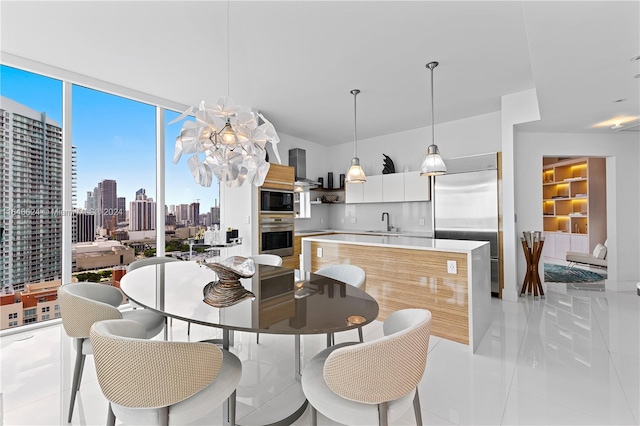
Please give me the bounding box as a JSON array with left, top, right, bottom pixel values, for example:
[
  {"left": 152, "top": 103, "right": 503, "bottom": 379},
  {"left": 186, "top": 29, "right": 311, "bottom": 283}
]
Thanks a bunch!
[
  {"left": 318, "top": 177, "right": 324, "bottom": 188},
  {"left": 382, "top": 154, "right": 396, "bottom": 174},
  {"left": 170, "top": 98, "right": 281, "bottom": 188},
  {"left": 200, "top": 256, "right": 256, "bottom": 308},
  {"left": 346, "top": 89, "right": 367, "bottom": 183},
  {"left": 327, "top": 172, "right": 334, "bottom": 189},
  {"left": 420, "top": 61, "right": 447, "bottom": 177},
  {"left": 339, "top": 173, "right": 345, "bottom": 188},
  {"left": 322, "top": 195, "right": 339, "bottom": 203}
]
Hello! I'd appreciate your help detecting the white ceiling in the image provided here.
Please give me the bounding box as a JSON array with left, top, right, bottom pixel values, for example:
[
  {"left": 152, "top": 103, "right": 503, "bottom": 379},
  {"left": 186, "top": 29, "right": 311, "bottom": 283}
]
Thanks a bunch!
[{"left": 1, "top": 1, "right": 639, "bottom": 145}]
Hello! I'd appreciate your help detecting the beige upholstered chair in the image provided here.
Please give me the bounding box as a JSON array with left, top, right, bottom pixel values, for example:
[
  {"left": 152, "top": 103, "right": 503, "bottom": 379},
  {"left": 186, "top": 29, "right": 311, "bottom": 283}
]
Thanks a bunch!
[
  {"left": 315, "top": 264, "right": 367, "bottom": 344},
  {"left": 301, "top": 308, "right": 432, "bottom": 426},
  {"left": 249, "top": 254, "right": 283, "bottom": 344},
  {"left": 58, "top": 282, "right": 165, "bottom": 422},
  {"left": 126, "top": 257, "right": 191, "bottom": 334},
  {"left": 91, "top": 319, "right": 242, "bottom": 426}
]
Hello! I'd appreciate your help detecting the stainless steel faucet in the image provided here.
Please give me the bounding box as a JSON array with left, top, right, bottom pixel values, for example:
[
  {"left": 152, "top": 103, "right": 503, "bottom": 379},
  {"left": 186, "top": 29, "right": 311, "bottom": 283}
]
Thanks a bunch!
[{"left": 381, "top": 212, "right": 391, "bottom": 231}]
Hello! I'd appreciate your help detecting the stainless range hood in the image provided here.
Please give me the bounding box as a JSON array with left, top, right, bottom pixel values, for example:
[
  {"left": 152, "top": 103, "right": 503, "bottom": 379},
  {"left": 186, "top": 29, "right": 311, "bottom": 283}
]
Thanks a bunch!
[{"left": 289, "top": 148, "right": 320, "bottom": 188}]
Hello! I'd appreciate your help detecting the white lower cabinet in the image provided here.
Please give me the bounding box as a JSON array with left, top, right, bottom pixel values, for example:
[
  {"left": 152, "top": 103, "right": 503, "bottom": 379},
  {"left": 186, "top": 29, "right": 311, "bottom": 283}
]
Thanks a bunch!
[{"left": 544, "top": 232, "right": 588, "bottom": 260}]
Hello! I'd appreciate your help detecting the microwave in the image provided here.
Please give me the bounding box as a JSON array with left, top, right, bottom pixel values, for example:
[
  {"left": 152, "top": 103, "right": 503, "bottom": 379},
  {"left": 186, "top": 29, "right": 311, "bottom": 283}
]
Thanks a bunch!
[{"left": 261, "top": 189, "right": 294, "bottom": 213}]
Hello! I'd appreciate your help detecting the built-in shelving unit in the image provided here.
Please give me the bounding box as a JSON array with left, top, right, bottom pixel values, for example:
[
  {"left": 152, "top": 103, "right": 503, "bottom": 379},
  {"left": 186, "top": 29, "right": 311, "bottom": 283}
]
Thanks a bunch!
[{"left": 542, "top": 157, "right": 606, "bottom": 259}]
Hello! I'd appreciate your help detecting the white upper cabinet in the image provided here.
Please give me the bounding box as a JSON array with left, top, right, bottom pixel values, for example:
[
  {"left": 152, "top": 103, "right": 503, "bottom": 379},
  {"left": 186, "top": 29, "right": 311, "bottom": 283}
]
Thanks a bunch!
[
  {"left": 382, "top": 173, "right": 405, "bottom": 202},
  {"left": 404, "top": 171, "right": 431, "bottom": 201},
  {"left": 345, "top": 182, "right": 364, "bottom": 203},
  {"left": 363, "top": 175, "right": 383, "bottom": 203},
  {"left": 345, "top": 171, "right": 431, "bottom": 203}
]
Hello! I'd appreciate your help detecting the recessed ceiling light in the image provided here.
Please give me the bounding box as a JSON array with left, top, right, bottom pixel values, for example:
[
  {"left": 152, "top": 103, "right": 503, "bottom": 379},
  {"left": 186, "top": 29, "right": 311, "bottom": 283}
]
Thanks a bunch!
[
  {"left": 592, "top": 115, "right": 640, "bottom": 128},
  {"left": 612, "top": 98, "right": 627, "bottom": 103},
  {"left": 631, "top": 55, "right": 640, "bottom": 61}
]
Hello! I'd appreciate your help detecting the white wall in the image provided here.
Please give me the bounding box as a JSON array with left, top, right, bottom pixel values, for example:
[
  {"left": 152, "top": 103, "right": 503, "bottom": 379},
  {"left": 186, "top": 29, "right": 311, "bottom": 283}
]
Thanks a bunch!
[
  {"left": 514, "top": 132, "right": 640, "bottom": 291},
  {"left": 500, "top": 89, "right": 541, "bottom": 301},
  {"left": 326, "top": 112, "right": 502, "bottom": 178}
]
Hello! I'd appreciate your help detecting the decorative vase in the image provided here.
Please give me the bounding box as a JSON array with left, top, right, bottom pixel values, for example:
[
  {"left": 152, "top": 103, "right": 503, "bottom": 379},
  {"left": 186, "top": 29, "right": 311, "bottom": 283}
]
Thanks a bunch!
[
  {"left": 199, "top": 256, "right": 256, "bottom": 307},
  {"left": 339, "top": 173, "right": 345, "bottom": 188},
  {"left": 327, "top": 172, "right": 334, "bottom": 189}
]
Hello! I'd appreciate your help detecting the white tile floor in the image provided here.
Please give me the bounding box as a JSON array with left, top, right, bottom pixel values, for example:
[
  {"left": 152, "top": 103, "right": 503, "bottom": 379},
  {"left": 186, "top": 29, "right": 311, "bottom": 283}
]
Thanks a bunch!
[{"left": 1, "top": 282, "right": 638, "bottom": 425}]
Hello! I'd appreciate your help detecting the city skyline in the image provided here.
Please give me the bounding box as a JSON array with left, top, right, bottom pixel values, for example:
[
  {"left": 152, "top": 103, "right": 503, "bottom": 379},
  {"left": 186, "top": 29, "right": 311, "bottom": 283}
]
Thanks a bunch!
[{"left": 0, "top": 65, "right": 220, "bottom": 212}]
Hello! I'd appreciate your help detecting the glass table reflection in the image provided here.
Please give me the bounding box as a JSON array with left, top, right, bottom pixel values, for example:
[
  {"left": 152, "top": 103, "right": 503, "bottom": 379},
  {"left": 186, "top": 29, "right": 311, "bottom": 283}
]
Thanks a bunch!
[{"left": 119, "top": 260, "right": 379, "bottom": 426}]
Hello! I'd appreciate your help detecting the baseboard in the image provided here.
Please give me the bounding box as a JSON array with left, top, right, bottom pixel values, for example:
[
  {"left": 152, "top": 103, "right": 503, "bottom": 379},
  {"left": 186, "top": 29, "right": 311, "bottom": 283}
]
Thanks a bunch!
[{"left": 604, "top": 279, "right": 638, "bottom": 292}]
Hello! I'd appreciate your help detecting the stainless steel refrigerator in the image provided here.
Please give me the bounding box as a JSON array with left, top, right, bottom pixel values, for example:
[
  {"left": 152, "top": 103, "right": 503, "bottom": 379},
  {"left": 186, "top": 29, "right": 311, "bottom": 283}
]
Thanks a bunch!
[{"left": 433, "top": 152, "right": 502, "bottom": 296}]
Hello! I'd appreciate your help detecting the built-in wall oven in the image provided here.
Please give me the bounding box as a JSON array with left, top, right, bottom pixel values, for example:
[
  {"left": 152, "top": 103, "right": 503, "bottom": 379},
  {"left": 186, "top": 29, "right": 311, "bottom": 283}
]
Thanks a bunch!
[{"left": 260, "top": 215, "right": 294, "bottom": 257}]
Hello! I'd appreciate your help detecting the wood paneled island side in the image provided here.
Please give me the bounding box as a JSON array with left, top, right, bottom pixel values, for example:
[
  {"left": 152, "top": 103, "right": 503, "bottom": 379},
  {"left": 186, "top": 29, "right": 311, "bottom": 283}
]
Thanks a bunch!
[{"left": 301, "top": 234, "right": 491, "bottom": 352}]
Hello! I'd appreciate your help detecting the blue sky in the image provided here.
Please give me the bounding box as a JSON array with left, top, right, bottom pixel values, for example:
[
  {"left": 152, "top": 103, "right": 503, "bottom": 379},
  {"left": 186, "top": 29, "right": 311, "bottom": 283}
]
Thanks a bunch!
[{"left": 1, "top": 65, "right": 219, "bottom": 212}]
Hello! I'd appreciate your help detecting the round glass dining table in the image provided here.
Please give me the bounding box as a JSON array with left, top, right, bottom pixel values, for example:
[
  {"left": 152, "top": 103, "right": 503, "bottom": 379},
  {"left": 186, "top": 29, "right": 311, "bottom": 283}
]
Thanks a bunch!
[{"left": 119, "top": 260, "right": 379, "bottom": 426}]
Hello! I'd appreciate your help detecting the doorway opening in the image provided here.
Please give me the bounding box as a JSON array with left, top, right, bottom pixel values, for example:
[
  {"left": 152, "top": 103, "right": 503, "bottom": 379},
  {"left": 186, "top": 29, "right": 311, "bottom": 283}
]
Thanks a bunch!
[{"left": 541, "top": 156, "right": 607, "bottom": 283}]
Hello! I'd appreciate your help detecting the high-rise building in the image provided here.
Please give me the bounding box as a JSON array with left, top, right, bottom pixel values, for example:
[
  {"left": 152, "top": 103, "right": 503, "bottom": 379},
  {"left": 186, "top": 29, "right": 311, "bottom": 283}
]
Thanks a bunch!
[
  {"left": 0, "top": 97, "right": 72, "bottom": 292},
  {"left": 117, "top": 197, "right": 126, "bottom": 222},
  {"left": 73, "top": 211, "right": 96, "bottom": 243},
  {"left": 211, "top": 204, "right": 220, "bottom": 225},
  {"left": 85, "top": 191, "right": 96, "bottom": 211},
  {"left": 129, "top": 189, "right": 156, "bottom": 231},
  {"left": 97, "top": 179, "right": 117, "bottom": 231},
  {"left": 189, "top": 202, "right": 200, "bottom": 226},
  {"left": 176, "top": 204, "right": 189, "bottom": 226}
]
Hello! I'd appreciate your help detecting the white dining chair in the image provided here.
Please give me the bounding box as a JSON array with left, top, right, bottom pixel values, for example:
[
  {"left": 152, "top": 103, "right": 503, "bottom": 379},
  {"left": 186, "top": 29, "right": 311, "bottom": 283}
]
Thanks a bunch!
[
  {"left": 127, "top": 257, "right": 192, "bottom": 334},
  {"left": 315, "top": 264, "right": 366, "bottom": 344},
  {"left": 248, "top": 254, "right": 283, "bottom": 267},
  {"left": 249, "top": 254, "right": 283, "bottom": 344},
  {"left": 91, "top": 319, "right": 242, "bottom": 426},
  {"left": 301, "top": 308, "right": 432, "bottom": 426},
  {"left": 58, "top": 282, "right": 165, "bottom": 422}
]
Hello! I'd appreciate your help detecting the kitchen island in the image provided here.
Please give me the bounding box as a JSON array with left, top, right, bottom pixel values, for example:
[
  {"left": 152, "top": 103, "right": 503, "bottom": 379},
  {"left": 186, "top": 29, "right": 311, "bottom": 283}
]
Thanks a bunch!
[{"left": 301, "top": 233, "right": 491, "bottom": 352}]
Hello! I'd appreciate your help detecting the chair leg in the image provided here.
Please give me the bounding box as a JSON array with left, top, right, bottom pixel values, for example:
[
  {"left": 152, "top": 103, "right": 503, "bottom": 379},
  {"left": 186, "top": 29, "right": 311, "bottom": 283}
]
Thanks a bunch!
[
  {"left": 309, "top": 404, "right": 318, "bottom": 426},
  {"left": 413, "top": 389, "right": 423, "bottom": 426},
  {"left": 222, "top": 390, "right": 236, "bottom": 426},
  {"left": 256, "top": 332, "right": 260, "bottom": 344},
  {"left": 378, "top": 401, "right": 389, "bottom": 426},
  {"left": 187, "top": 322, "right": 191, "bottom": 335},
  {"left": 68, "top": 338, "right": 85, "bottom": 422},
  {"left": 358, "top": 326, "right": 364, "bottom": 342},
  {"left": 326, "top": 332, "right": 333, "bottom": 347},
  {"left": 106, "top": 403, "right": 116, "bottom": 426}
]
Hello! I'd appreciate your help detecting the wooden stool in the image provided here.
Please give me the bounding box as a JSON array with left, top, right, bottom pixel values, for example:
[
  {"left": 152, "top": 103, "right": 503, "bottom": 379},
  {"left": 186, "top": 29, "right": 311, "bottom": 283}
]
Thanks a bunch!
[{"left": 520, "top": 237, "right": 545, "bottom": 298}]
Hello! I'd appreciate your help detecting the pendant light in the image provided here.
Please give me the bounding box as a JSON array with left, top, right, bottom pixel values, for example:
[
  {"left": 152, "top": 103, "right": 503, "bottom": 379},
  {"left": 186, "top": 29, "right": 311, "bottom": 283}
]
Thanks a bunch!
[
  {"left": 346, "top": 89, "right": 366, "bottom": 183},
  {"left": 420, "top": 61, "right": 447, "bottom": 176}
]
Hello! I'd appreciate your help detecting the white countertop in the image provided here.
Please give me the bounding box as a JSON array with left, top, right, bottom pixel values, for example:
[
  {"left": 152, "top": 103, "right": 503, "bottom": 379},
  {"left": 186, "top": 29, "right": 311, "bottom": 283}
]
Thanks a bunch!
[{"left": 301, "top": 233, "right": 488, "bottom": 253}]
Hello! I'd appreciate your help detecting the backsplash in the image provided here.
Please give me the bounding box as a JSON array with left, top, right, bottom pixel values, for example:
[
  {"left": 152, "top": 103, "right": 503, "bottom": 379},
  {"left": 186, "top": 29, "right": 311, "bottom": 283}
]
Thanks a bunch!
[{"left": 295, "top": 201, "right": 432, "bottom": 233}]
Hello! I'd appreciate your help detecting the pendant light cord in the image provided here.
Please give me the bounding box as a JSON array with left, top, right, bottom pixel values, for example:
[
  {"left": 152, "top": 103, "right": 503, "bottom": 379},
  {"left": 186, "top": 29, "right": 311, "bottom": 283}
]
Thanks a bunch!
[
  {"left": 227, "top": 0, "right": 230, "bottom": 98},
  {"left": 351, "top": 89, "right": 360, "bottom": 158},
  {"left": 430, "top": 64, "right": 435, "bottom": 146}
]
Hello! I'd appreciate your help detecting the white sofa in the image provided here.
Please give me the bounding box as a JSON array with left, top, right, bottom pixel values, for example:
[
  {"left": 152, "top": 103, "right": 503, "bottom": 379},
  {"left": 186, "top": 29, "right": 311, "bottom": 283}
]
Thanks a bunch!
[{"left": 566, "top": 241, "right": 608, "bottom": 269}]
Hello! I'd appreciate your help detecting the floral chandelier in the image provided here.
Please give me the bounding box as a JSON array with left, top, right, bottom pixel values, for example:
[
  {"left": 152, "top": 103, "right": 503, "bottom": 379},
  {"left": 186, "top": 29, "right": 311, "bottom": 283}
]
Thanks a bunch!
[{"left": 171, "top": 97, "right": 281, "bottom": 187}]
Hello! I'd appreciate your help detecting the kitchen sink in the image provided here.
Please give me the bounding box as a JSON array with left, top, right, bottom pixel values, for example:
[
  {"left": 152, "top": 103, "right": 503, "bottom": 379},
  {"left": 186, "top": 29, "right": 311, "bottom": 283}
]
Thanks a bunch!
[{"left": 364, "top": 230, "right": 401, "bottom": 235}]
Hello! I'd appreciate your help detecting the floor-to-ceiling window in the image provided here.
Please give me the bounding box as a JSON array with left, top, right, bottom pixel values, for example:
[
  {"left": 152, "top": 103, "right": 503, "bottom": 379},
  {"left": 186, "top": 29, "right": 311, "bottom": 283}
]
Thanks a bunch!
[
  {"left": 0, "top": 63, "right": 215, "bottom": 331},
  {"left": 164, "top": 110, "right": 220, "bottom": 259},
  {"left": 71, "top": 85, "right": 156, "bottom": 273},
  {"left": 0, "top": 65, "right": 63, "bottom": 328}
]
